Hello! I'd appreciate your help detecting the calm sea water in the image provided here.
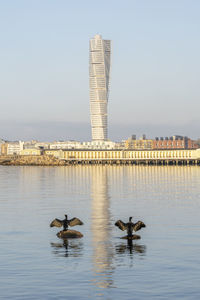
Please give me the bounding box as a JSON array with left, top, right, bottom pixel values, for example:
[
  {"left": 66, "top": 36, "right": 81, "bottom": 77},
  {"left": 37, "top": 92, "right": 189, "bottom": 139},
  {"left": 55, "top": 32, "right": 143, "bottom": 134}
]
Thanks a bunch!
[{"left": 0, "top": 165, "right": 199, "bottom": 300}]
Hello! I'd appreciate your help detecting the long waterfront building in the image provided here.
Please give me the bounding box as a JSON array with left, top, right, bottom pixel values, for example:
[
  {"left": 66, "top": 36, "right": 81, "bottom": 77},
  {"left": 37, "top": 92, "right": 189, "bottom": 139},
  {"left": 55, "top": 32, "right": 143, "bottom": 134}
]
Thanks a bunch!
[
  {"left": 89, "top": 34, "right": 111, "bottom": 141},
  {"left": 43, "top": 148, "right": 200, "bottom": 164}
]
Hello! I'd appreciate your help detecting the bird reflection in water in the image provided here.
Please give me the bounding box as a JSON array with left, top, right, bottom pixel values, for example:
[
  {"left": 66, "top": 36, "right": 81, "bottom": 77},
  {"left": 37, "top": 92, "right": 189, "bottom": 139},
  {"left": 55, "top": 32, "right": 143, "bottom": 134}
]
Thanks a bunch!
[
  {"left": 116, "top": 239, "right": 146, "bottom": 256},
  {"left": 91, "top": 166, "right": 115, "bottom": 290},
  {"left": 50, "top": 239, "right": 83, "bottom": 258}
]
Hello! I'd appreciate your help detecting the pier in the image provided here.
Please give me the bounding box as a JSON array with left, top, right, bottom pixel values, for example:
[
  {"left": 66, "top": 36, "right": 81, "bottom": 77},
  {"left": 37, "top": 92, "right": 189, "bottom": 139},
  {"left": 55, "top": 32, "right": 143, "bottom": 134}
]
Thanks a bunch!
[
  {"left": 45, "top": 149, "right": 200, "bottom": 166},
  {"left": 0, "top": 149, "right": 199, "bottom": 166}
]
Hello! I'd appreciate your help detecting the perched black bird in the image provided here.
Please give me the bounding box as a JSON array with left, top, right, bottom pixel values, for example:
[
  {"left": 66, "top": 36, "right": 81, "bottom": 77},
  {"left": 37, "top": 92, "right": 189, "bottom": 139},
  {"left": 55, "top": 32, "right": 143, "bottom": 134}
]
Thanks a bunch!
[
  {"left": 50, "top": 214, "right": 84, "bottom": 231},
  {"left": 115, "top": 217, "right": 146, "bottom": 237}
]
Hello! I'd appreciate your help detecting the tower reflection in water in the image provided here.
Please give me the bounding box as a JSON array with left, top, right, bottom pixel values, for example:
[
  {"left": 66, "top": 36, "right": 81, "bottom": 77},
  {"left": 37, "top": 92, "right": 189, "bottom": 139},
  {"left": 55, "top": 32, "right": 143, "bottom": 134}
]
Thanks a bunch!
[
  {"left": 90, "top": 165, "right": 146, "bottom": 290},
  {"left": 90, "top": 166, "right": 114, "bottom": 290}
]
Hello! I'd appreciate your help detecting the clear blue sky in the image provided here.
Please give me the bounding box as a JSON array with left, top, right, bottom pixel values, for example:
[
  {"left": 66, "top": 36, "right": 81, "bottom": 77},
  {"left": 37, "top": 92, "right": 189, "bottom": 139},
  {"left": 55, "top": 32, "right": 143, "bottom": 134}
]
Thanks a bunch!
[{"left": 0, "top": 0, "right": 199, "bottom": 141}]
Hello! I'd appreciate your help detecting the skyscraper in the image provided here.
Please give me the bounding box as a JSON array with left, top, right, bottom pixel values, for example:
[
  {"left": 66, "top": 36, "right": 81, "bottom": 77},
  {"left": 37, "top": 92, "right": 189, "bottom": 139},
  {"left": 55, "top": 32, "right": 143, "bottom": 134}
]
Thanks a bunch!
[{"left": 89, "top": 34, "right": 111, "bottom": 141}]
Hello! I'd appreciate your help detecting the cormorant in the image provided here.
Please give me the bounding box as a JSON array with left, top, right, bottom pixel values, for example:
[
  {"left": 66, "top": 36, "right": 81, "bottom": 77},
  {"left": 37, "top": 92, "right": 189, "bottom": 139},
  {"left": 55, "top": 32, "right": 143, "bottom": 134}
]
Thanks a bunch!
[
  {"left": 115, "top": 217, "right": 146, "bottom": 238},
  {"left": 50, "top": 214, "right": 84, "bottom": 231}
]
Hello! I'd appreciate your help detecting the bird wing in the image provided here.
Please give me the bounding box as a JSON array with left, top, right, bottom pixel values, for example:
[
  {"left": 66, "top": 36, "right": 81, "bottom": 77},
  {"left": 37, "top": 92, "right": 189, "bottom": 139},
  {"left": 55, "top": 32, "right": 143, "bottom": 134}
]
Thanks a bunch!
[
  {"left": 50, "top": 218, "right": 63, "bottom": 227},
  {"left": 133, "top": 221, "right": 146, "bottom": 232},
  {"left": 115, "top": 220, "right": 127, "bottom": 231},
  {"left": 68, "top": 217, "right": 84, "bottom": 227}
]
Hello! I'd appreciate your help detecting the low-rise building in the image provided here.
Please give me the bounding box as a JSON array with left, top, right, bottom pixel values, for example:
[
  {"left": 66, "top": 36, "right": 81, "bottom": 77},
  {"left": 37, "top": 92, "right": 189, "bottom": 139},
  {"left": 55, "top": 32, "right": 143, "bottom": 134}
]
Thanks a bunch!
[
  {"left": 49, "top": 140, "right": 82, "bottom": 149},
  {"left": 125, "top": 135, "right": 153, "bottom": 150},
  {"left": 195, "top": 138, "right": 200, "bottom": 148},
  {"left": 0, "top": 139, "right": 5, "bottom": 155},
  {"left": 20, "top": 148, "right": 42, "bottom": 156},
  {"left": 153, "top": 136, "right": 198, "bottom": 150},
  {"left": 81, "top": 140, "right": 117, "bottom": 149},
  {"left": 44, "top": 149, "right": 64, "bottom": 159},
  {"left": 1, "top": 141, "right": 24, "bottom": 155},
  {"left": 125, "top": 134, "right": 198, "bottom": 150},
  {"left": 44, "top": 148, "right": 200, "bottom": 162},
  {"left": 34, "top": 142, "right": 50, "bottom": 149}
]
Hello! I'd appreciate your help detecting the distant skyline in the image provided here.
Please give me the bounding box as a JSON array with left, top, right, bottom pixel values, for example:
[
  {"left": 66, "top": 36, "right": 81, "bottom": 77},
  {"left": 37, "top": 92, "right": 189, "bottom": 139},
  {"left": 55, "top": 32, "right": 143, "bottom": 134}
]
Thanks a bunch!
[{"left": 0, "top": 0, "right": 199, "bottom": 141}]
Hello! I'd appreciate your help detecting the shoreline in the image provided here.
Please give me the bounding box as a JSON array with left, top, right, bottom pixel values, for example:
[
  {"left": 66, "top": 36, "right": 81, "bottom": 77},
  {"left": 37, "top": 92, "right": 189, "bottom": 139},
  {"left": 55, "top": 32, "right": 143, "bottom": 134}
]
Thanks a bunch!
[{"left": 0, "top": 155, "right": 199, "bottom": 166}]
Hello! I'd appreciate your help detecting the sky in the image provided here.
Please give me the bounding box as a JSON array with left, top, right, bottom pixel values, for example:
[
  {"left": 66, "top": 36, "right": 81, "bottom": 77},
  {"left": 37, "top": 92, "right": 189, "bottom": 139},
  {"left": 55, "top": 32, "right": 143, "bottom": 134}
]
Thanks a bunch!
[{"left": 0, "top": 0, "right": 199, "bottom": 141}]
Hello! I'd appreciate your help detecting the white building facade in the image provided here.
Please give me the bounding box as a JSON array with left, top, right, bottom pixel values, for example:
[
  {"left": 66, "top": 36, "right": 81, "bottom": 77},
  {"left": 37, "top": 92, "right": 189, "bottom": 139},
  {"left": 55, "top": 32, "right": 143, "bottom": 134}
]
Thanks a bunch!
[
  {"left": 7, "top": 141, "right": 24, "bottom": 155},
  {"left": 49, "top": 141, "right": 82, "bottom": 149},
  {"left": 89, "top": 34, "right": 111, "bottom": 141},
  {"left": 81, "top": 140, "right": 117, "bottom": 149}
]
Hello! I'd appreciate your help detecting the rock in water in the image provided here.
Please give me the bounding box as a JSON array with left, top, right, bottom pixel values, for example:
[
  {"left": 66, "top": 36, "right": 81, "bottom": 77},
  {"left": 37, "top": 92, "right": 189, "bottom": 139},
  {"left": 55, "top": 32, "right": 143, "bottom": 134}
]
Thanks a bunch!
[
  {"left": 57, "top": 229, "right": 83, "bottom": 239},
  {"left": 120, "top": 234, "right": 141, "bottom": 240}
]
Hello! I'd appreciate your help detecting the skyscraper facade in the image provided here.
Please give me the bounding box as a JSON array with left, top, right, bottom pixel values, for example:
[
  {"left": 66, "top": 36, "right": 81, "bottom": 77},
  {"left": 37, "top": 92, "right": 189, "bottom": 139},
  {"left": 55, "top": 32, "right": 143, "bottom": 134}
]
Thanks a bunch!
[{"left": 89, "top": 34, "right": 111, "bottom": 141}]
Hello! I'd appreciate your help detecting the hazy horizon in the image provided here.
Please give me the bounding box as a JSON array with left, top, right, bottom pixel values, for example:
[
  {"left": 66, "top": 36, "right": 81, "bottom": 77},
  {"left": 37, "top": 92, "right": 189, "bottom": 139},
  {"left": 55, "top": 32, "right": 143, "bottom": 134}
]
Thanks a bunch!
[
  {"left": 0, "top": 119, "right": 199, "bottom": 142},
  {"left": 0, "top": 0, "right": 199, "bottom": 141}
]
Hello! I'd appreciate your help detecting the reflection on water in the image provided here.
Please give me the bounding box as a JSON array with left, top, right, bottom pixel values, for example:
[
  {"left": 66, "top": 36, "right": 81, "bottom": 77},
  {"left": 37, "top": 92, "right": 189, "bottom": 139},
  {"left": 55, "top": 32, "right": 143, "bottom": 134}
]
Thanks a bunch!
[
  {"left": 49, "top": 165, "right": 148, "bottom": 291},
  {"left": 116, "top": 240, "right": 146, "bottom": 256},
  {"left": 90, "top": 166, "right": 147, "bottom": 293},
  {"left": 50, "top": 239, "right": 83, "bottom": 258},
  {"left": 1, "top": 165, "right": 199, "bottom": 299},
  {"left": 91, "top": 166, "right": 115, "bottom": 290},
  {"left": 49, "top": 166, "right": 148, "bottom": 290},
  {"left": 115, "top": 240, "right": 146, "bottom": 268}
]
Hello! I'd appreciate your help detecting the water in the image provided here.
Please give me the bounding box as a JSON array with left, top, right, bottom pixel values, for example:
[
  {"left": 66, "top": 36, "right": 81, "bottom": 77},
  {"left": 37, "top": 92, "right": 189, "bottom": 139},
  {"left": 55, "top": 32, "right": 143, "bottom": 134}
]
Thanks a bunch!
[{"left": 0, "top": 165, "right": 199, "bottom": 299}]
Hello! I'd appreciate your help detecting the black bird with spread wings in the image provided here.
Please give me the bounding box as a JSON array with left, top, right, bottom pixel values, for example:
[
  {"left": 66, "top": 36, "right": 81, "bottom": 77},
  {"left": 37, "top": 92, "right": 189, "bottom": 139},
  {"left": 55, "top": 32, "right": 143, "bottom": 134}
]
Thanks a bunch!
[
  {"left": 50, "top": 214, "right": 84, "bottom": 231},
  {"left": 115, "top": 217, "right": 146, "bottom": 237}
]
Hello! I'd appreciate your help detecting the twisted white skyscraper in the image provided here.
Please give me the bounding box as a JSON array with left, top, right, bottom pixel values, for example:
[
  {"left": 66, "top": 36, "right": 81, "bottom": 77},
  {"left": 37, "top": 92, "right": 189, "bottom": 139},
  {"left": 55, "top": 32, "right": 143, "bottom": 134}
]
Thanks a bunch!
[{"left": 89, "top": 34, "right": 111, "bottom": 141}]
